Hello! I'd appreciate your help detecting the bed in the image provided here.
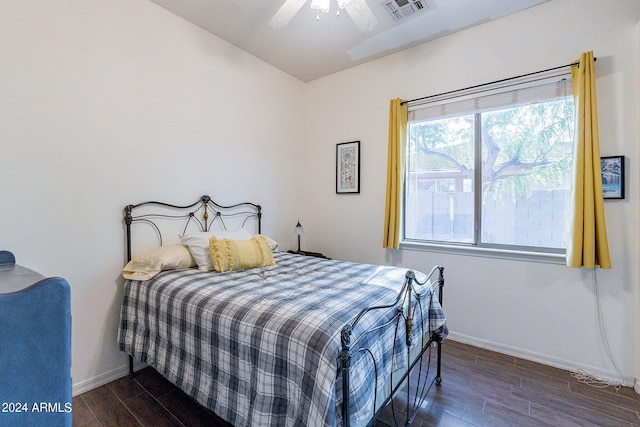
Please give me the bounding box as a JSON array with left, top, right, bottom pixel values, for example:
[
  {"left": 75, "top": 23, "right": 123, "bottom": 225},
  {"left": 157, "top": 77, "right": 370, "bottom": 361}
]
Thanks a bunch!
[{"left": 117, "top": 195, "right": 447, "bottom": 427}]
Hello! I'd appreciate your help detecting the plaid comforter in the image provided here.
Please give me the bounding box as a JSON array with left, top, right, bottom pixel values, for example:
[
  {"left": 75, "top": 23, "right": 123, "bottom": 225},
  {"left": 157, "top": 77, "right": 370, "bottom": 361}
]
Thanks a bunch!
[{"left": 118, "top": 252, "right": 446, "bottom": 427}]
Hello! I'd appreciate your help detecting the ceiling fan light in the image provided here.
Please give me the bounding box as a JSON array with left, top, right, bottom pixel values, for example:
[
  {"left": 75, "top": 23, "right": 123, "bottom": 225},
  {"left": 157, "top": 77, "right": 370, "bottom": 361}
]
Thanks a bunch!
[{"left": 310, "top": 0, "right": 331, "bottom": 13}]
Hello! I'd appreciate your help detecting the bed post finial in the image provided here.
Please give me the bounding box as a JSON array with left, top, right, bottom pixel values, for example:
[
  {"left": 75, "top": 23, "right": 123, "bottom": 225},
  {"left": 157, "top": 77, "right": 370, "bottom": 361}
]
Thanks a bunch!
[
  {"left": 257, "top": 205, "right": 262, "bottom": 234},
  {"left": 124, "top": 205, "right": 134, "bottom": 262},
  {"left": 437, "top": 266, "right": 444, "bottom": 305},
  {"left": 124, "top": 205, "right": 133, "bottom": 225}
]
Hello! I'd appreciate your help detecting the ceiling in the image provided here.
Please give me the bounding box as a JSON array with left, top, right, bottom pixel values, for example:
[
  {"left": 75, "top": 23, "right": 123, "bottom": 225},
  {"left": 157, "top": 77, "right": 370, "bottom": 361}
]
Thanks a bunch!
[{"left": 147, "top": 0, "right": 551, "bottom": 82}]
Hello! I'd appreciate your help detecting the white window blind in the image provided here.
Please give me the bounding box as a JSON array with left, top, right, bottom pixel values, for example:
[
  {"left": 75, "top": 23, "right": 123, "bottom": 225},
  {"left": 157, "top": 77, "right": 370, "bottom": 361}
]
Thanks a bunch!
[{"left": 408, "top": 70, "right": 572, "bottom": 121}]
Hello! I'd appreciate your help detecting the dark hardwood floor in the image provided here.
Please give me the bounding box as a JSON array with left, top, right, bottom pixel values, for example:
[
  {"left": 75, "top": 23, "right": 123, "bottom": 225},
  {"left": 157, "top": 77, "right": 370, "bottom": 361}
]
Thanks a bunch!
[{"left": 73, "top": 340, "right": 640, "bottom": 426}]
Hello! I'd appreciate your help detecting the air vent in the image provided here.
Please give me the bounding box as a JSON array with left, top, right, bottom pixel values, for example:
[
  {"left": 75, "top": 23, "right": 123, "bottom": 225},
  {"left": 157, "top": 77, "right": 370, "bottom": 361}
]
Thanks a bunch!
[{"left": 382, "top": 0, "right": 433, "bottom": 22}]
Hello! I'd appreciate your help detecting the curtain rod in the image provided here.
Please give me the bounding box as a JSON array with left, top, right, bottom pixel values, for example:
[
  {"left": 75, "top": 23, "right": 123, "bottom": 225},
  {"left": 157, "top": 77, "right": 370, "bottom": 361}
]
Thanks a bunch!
[{"left": 402, "top": 58, "right": 596, "bottom": 106}]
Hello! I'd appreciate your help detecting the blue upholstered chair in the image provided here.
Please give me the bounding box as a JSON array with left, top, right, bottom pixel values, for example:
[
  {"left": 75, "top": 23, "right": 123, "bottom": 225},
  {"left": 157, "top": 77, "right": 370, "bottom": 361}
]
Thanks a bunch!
[{"left": 0, "top": 251, "right": 72, "bottom": 427}]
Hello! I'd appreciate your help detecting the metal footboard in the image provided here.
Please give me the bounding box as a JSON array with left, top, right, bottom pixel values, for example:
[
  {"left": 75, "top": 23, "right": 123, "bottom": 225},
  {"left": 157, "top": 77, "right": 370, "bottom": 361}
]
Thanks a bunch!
[{"left": 339, "top": 266, "right": 445, "bottom": 427}]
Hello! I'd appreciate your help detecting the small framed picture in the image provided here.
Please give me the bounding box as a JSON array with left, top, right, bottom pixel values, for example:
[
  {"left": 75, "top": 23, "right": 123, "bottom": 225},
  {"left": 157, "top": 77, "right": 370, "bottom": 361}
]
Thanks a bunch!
[
  {"left": 601, "top": 156, "right": 624, "bottom": 199},
  {"left": 336, "top": 141, "right": 360, "bottom": 194}
]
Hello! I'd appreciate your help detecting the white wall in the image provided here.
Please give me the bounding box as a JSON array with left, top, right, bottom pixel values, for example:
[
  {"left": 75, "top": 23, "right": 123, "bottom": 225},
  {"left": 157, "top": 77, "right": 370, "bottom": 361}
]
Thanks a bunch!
[
  {"left": 635, "top": 17, "right": 640, "bottom": 395},
  {"left": 304, "top": 0, "right": 640, "bottom": 385},
  {"left": 0, "top": 0, "right": 305, "bottom": 393}
]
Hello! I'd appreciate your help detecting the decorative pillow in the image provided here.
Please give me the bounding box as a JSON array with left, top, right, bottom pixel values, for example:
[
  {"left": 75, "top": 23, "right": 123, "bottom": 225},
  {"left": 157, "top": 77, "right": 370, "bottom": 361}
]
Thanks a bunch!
[
  {"left": 209, "top": 235, "right": 275, "bottom": 272},
  {"left": 179, "top": 229, "right": 253, "bottom": 271},
  {"left": 122, "top": 244, "right": 196, "bottom": 280}
]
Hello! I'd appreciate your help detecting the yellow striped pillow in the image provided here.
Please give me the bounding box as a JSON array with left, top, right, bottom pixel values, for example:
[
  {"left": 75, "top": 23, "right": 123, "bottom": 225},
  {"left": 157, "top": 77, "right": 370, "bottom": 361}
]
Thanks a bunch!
[{"left": 209, "top": 235, "right": 275, "bottom": 272}]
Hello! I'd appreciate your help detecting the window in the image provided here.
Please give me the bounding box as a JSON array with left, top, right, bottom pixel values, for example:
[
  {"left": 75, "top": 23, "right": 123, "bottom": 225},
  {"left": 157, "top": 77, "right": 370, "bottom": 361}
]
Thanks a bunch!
[{"left": 403, "top": 74, "right": 574, "bottom": 255}]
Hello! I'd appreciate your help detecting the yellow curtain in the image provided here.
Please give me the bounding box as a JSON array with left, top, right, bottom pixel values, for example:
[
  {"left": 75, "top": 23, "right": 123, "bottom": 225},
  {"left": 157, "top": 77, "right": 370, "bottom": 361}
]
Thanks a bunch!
[
  {"left": 566, "top": 51, "right": 612, "bottom": 269},
  {"left": 383, "top": 98, "right": 407, "bottom": 249}
]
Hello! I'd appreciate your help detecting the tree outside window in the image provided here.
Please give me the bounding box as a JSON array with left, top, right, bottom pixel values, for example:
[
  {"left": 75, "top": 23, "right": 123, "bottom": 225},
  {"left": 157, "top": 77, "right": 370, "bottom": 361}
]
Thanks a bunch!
[{"left": 404, "top": 92, "right": 574, "bottom": 253}]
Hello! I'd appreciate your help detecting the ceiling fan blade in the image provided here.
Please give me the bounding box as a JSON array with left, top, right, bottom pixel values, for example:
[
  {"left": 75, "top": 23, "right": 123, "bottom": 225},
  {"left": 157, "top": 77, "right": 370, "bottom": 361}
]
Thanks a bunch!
[
  {"left": 345, "top": 0, "right": 378, "bottom": 32},
  {"left": 268, "top": 0, "right": 309, "bottom": 29}
]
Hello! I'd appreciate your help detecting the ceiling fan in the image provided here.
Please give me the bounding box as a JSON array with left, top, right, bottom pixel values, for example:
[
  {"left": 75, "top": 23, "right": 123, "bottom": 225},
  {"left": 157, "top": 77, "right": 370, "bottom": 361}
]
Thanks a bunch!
[{"left": 268, "top": 0, "right": 378, "bottom": 32}]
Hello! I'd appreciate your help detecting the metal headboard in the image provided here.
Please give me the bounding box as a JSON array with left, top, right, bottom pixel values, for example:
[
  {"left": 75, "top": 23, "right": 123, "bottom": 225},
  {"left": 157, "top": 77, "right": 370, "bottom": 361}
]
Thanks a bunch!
[{"left": 124, "top": 195, "right": 262, "bottom": 262}]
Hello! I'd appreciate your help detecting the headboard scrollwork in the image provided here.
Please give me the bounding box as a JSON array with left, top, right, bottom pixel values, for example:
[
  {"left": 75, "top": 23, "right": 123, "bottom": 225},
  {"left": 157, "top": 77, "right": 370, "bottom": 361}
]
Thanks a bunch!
[{"left": 124, "top": 195, "right": 262, "bottom": 262}]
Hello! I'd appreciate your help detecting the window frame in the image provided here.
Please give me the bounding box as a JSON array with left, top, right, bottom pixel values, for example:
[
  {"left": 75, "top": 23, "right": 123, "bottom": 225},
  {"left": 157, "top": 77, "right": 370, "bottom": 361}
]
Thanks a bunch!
[{"left": 399, "top": 70, "right": 574, "bottom": 263}]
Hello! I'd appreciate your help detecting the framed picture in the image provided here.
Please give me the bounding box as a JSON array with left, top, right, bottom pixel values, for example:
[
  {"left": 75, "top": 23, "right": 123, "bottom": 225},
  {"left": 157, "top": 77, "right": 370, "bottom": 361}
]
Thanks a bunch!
[
  {"left": 601, "top": 155, "right": 625, "bottom": 199},
  {"left": 336, "top": 141, "right": 360, "bottom": 194}
]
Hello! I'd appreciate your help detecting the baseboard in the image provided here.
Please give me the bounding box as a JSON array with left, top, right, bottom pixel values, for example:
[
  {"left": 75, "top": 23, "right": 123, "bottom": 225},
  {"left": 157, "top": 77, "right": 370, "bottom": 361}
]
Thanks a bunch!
[
  {"left": 72, "top": 360, "right": 147, "bottom": 396},
  {"left": 447, "top": 332, "right": 637, "bottom": 389}
]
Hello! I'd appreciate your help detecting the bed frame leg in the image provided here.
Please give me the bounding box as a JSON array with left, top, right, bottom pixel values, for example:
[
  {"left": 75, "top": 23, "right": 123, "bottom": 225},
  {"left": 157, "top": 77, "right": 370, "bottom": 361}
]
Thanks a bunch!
[
  {"left": 436, "top": 339, "right": 443, "bottom": 385},
  {"left": 128, "top": 355, "right": 135, "bottom": 378}
]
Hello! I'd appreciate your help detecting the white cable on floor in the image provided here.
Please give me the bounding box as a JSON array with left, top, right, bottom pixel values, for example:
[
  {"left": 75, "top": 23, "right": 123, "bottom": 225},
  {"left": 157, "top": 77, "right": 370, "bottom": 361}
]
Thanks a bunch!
[{"left": 570, "top": 268, "right": 624, "bottom": 389}]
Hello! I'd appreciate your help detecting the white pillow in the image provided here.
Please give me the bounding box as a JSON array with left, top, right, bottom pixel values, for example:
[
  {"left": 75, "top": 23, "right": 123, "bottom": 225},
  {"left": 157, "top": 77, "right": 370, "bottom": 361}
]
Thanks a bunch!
[
  {"left": 179, "top": 229, "right": 253, "bottom": 271},
  {"left": 256, "top": 235, "right": 279, "bottom": 251}
]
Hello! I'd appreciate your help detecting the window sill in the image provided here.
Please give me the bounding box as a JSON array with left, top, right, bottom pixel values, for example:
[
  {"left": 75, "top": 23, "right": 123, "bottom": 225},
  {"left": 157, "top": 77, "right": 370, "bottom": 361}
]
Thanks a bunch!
[{"left": 399, "top": 241, "right": 566, "bottom": 265}]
